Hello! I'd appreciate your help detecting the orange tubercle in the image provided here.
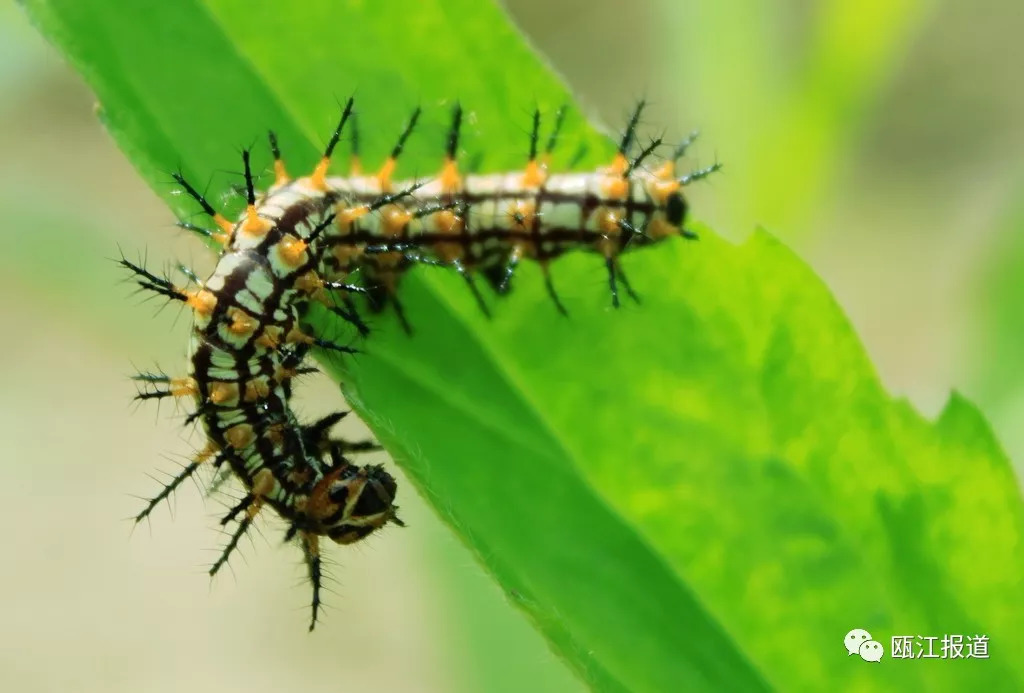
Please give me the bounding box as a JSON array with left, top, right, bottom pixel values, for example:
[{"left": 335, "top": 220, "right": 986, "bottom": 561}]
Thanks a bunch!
[
  {"left": 246, "top": 497, "right": 266, "bottom": 519},
  {"left": 224, "top": 423, "right": 255, "bottom": 449},
  {"left": 185, "top": 289, "right": 217, "bottom": 316},
  {"left": 349, "top": 155, "right": 362, "bottom": 176},
  {"left": 212, "top": 213, "right": 234, "bottom": 236},
  {"left": 294, "top": 270, "right": 323, "bottom": 294},
  {"left": 249, "top": 468, "right": 276, "bottom": 516},
  {"left": 440, "top": 157, "right": 461, "bottom": 193},
  {"left": 376, "top": 157, "right": 397, "bottom": 192},
  {"left": 655, "top": 160, "right": 675, "bottom": 180},
  {"left": 264, "top": 423, "right": 286, "bottom": 447},
  {"left": 273, "top": 159, "right": 290, "bottom": 186},
  {"left": 332, "top": 244, "right": 360, "bottom": 264},
  {"left": 606, "top": 152, "right": 629, "bottom": 177},
  {"left": 277, "top": 235, "right": 308, "bottom": 267},
  {"left": 433, "top": 208, "right": 463, "bottom": 234},
  {"left": 244, "top": 378, "right": 271, "bottom": 401},
  {"left": 381, "top": 205, "right": 412, "bottom": 236},
  {"left": 194, "top": 441, "right": 218, "bottom": 463},
  {"left": 255, "top": 325, "right": 284, "bottom": 349},
  {"left": 242, "top": 205, "right": 272, "bottom": 235},
  {"left": 286, "top": 327, "right": 315, "bottom": 345},
  {"left": 647, "top": 218, "right": 677, "bottom": 240},
  {"left": 169, "top": 377, "right": 199, "bottom": 398},
  {"left": 208, "top": 381, "right": 240, "bottom": 405},
  {"left": 310, "top": 157, "right": 330, "bottom": 191},
  {"left": 507, "top": 200, "right": 536, "bottom": 230},
  {"left": 601, "top": 176, "right": 629, "bottom": 200},
  {"left": 252, "top": 468, "right": 275, "bottom": 496},
  {"left": 338, "top": 205, "right": 369, "bottom": 229},
  {"left": 649, "top": 178, "right": 680, "bottom": 204},
  {"left": 521, "top": 159, "right": 546, "bottom": 188},
  {"left": 599, "top": 208, "right": 624, "bottom": 235},
  {"left": 227, "top": 307, "right": 258, "bottom": 336}
]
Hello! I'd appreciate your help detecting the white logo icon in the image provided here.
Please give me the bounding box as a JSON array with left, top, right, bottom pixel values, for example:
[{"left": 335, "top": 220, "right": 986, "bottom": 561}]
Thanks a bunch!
[
  {"left": 859, "top": 640, "right": 884, "bottom": 662},
  {"left": 845, "top": 628, "right": 872, "bottom": 655},
  {"left": 845, "top": 629, "right": 884, "bottom": 662}
]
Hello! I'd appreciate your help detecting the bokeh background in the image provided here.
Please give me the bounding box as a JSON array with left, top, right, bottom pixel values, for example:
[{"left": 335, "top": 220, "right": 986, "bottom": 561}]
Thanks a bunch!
[{"left": 1, "top": 1, "right": 1021, "bottom": 691}]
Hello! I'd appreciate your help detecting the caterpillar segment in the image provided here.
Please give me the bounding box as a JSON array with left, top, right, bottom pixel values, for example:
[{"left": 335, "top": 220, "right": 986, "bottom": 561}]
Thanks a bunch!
[
  {"left": 128, "top": 103, "right": 405, "bottom": 628},
  {"left": 279, "top": 101, "right": 707, "bottom": 328},
  {"left": 125, "top": 98, "right": 713, "bottom": 629}
]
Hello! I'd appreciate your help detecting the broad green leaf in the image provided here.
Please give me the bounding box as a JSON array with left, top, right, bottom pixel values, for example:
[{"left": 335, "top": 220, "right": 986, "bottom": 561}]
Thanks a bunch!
[{"left": 23, "top": 0, "right": 1024, "bottom": 691}]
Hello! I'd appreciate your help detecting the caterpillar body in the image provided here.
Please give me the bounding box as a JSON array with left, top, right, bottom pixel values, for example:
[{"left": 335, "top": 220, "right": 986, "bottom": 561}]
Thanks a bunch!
[{"left": 124, "top": 98, "right": 715, "bottom": 630}]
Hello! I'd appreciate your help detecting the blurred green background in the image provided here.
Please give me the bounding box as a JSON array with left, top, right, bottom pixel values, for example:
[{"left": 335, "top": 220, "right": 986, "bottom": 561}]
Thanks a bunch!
[{"left": 2, "top": 1, "right": 1021, "bottom": 691}]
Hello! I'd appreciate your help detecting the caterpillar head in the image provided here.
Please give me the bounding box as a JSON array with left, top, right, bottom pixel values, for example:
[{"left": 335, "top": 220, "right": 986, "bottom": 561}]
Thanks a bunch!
[
  {"left": 664, "top": 190, "right": 688, "bottom": 228},
  {"left": 642, "top": 186, "right": 691, "bottom": 241},
  {"left": 311, "top": 463, "right": 404, "bottom": 544}
]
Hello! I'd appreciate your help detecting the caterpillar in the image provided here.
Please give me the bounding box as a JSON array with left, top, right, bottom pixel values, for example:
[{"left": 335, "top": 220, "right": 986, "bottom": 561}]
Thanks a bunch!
[{"left": 123, "top": 98, "right": 716, "bottom": 630}]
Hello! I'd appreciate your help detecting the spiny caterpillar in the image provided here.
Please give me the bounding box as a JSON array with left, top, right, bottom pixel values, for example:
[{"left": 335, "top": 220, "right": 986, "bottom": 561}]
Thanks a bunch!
[{"left": 123, "top": 98, "right": 716, "bottom": 630}]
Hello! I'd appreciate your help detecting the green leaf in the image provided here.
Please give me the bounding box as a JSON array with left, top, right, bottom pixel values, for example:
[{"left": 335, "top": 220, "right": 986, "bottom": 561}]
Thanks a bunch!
[{"left": 23, "top": 0, "right": 1024, "bottom": 690}]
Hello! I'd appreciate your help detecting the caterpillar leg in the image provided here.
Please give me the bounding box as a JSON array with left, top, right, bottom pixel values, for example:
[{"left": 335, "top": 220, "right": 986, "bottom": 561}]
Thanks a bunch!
[
  {"left": 391, "top": 294, "right": 413, "bottom": 335},
  {"left": 303, "top": 412, "right": 383, "bottom": 456},
  {"left": 302, "top": 532, "right": 323, "bottom": 631},
  {"left": 287, "top": 326, "right": 360, "bottom": 356},
  {"left": 481, "top": 260, "right": 512, "bottom": 295},
  {"left": 605, "top": 256, "right": 621, "bottom": 309},
  {"left": 329, "top": 439, "right": 384, "bottom": 455},
  {"left": 456, "top": 262, "right": 492, "bottom": 318},
  {"left": 324, "top": 297, "right": 371, "bottom": 337},
  {"left": 486, "top": 246, "right": 523, "bottom": 295},
  {"left": 614, "top": 260, "right": 641, "bottom": 304},
  {"left": 541, "top": 263, "right": 568, "bottom": 317},
  {"left": 367, "top": 285, "right": 414, "bottom": 335},
  {"left": 318, "top": 277, "right": 372, "bottom": 337}
]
